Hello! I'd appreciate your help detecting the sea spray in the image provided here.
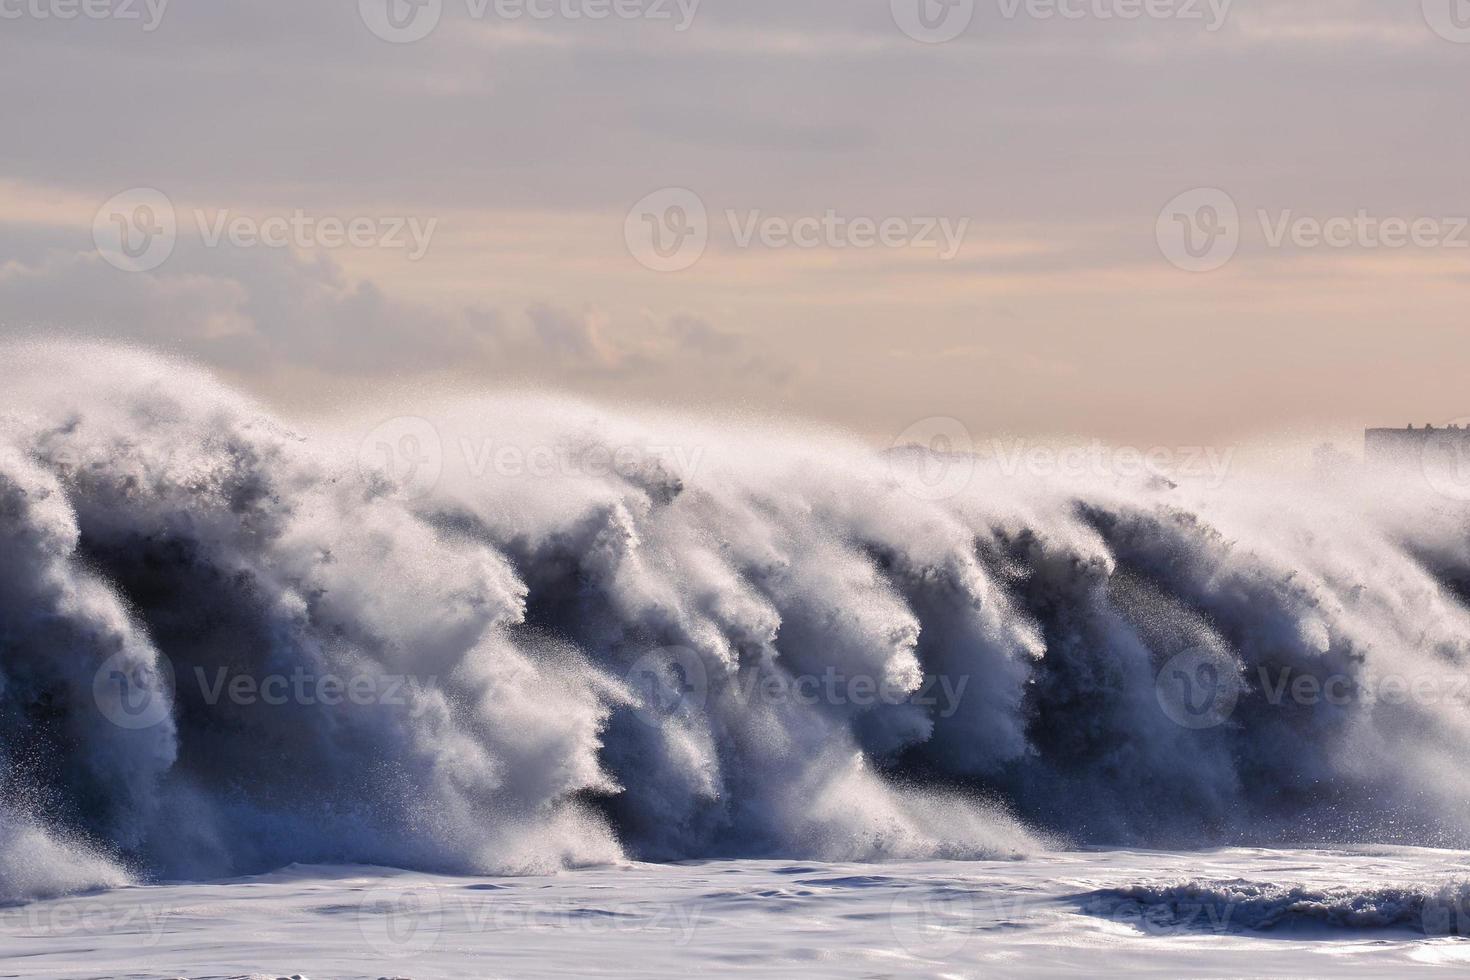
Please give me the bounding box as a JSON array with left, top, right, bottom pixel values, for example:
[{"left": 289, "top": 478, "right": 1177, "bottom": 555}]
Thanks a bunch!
[{"left": 2, "top": 340, "right": 1470, "bottom": 903}]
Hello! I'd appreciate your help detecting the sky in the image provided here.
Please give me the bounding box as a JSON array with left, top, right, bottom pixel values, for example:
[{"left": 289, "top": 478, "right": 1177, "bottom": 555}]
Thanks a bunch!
[{"left": 1, "top": 0, "right": 1467, "bottom": 450}]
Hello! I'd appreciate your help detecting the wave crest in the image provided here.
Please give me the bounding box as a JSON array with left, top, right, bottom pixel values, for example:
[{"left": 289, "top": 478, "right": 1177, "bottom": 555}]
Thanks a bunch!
[{"left": 4, "top": 341, "right": 1470, "bottom": 902}]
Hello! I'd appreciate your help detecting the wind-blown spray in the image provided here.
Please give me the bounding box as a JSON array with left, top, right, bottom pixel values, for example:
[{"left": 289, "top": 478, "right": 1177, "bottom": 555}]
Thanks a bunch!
[{"left": 2, "top": 341, "right": 1468, "bottom": 904}]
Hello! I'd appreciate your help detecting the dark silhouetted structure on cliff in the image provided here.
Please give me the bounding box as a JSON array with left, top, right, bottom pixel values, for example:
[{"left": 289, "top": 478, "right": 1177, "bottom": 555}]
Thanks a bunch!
[{"left": 1365, "top": 424, "right": 1470, "bottom": 469}]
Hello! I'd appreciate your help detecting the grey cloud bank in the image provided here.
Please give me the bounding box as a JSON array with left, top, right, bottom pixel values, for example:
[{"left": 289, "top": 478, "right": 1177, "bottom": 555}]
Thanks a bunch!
[{"left": 0, "top": 0, "right": 1466, "bottom": 444}]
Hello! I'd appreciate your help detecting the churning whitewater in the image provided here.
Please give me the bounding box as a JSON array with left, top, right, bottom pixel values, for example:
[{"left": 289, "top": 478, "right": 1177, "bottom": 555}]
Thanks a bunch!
[{"left": 3, "top": 341, "right": 1470, "bottom": 907}]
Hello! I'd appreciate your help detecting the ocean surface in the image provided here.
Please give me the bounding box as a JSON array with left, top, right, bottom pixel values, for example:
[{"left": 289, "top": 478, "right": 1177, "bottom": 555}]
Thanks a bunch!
[{"left": 6, "top": 848, "right": 1470, "bottom": 978}]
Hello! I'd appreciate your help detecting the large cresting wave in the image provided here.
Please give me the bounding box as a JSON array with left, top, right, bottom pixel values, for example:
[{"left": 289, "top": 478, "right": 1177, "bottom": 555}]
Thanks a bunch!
[{"left": 3, "top": 340, "right": 1470, "bottom": 904}]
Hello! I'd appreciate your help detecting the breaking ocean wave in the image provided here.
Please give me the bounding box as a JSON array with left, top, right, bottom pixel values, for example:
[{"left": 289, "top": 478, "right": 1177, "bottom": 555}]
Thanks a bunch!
[
  {"left": 1077, "top": 878, "right": 1470, "bottom": 934},
  {"left": 4, "top": 340, "right": 1470, "bottom": 906}
]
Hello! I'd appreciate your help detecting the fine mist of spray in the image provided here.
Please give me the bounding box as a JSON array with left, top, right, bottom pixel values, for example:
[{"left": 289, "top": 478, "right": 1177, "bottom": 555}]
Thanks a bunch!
[{"left": 2, "top": 340, "right": 1470, "bottom": 904}]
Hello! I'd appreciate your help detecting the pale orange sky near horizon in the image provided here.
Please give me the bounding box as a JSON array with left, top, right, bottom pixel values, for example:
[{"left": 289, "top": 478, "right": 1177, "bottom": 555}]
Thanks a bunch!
[{"left": 2, "top": 1, "right": 1467, "bottom": 450}]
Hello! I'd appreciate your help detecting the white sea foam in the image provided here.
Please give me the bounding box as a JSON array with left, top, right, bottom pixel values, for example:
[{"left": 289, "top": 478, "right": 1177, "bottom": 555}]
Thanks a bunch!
[{"left": 3, "top": 340, "right": 1470, "bottom": 905}]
